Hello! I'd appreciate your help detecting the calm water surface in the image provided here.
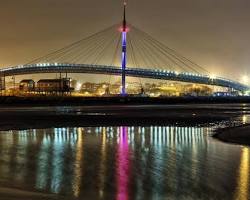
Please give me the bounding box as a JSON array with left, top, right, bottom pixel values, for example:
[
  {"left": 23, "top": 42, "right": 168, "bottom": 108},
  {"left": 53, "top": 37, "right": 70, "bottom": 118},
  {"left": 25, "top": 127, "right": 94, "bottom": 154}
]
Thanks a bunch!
[{"left": 0, "top": 106, "right": 249, "bottom": 199}]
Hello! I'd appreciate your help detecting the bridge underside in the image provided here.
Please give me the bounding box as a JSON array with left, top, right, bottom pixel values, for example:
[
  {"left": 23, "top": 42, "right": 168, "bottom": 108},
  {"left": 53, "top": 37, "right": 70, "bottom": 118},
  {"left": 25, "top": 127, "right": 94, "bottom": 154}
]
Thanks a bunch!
[{"left": 0, "top": 63, "right": 249, "bottom": 92}]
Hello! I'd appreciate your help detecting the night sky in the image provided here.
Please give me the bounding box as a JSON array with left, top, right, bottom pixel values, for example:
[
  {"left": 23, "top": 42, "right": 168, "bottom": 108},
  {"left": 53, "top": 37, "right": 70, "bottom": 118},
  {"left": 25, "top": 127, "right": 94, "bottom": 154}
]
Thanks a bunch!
[{"left": 0, "top": 0, "right": 250, "bottom": 81}]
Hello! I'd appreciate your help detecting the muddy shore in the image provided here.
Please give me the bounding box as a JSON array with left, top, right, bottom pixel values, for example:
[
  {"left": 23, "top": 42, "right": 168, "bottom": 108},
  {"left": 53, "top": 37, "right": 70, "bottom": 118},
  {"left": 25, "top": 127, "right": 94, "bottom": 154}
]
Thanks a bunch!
[
  {"left": 0, "top": 96, "right": 249, "bottom": 106},
  {"left": 0, "top": 103, "right": 240, "bottom": 130},
  {"left": 0, "top": 187, "right": 62, "bottom": 200},
  {"left": 214, "top": 124, "right": 250, "bottom": 146}
]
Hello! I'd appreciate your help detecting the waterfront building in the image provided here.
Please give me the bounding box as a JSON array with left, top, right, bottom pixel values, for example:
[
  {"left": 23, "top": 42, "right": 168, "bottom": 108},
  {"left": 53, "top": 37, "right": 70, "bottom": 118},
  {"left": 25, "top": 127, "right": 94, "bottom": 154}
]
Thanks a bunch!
[
  {"left": 37, "top": 78, "right": 71, "bottom": 93},
  {"left": 19, "top": 79, "right": 35, "bottom": 92}
]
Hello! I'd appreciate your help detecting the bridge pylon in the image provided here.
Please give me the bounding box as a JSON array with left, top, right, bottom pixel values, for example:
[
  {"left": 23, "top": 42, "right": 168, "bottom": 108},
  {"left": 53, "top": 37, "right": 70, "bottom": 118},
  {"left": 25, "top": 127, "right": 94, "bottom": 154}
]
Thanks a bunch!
[{"left": 121, "top": 0, "right": 127, "bottom": 96}]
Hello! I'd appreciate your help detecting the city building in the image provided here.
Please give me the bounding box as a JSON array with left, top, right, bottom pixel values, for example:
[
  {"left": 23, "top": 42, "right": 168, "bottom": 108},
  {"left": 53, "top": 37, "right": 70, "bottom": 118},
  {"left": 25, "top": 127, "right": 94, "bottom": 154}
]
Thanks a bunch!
[
  {"left": 37, "top": 78, "right": 72, "bottom": 93},
  {"left": 81, "top": 82, "right": 108, "bottom": 94},
  {"left": 19, "top": 79, "right": 35, "bottom": 92}
]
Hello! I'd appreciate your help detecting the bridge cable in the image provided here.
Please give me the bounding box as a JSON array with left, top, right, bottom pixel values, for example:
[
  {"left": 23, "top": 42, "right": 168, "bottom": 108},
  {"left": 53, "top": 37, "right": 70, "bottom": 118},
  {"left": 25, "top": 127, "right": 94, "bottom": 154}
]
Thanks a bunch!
[
  {"left": 136, "top": 30, "right": 187, "bottom": 72},
  {"left": 132, "top": 26, "right": 195, "bottom": 73},
  {"left": 65, "top": 33, "right": 110, "bottom": 64},
  {"left": 70, "top": 30, "right": 113, "bottom": 64},
  {"left": 132, "top": 28, "right": 170, "bottom": 70},
  {"left": 92, "top": 32, "right": 120, "bottom": 65},
  {"left": 131, "top": 25, "right": 209, "bottom": 74},
  {"left": 107, "top": 34, "right": 122, "bottom": 88},
  {"left": 26, "top": 24, "right": 119, "bottom": 65},
  {"left": 127, "top": 34, "right": 143, "bottom": 89},
  {"left": 56, "top": 26, "right": 115, "bottom": 64}
]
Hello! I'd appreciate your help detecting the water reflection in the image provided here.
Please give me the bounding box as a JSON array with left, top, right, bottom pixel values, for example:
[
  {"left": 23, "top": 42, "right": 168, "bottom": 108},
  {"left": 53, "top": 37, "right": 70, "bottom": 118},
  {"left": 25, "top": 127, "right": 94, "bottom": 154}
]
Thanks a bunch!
[
  {"left": 73, "top": 128, "right": 84, "bottom": 197},
  {"left": 98, "top": 127, "right": 107, "bottom": 199},
  {"left": 116, "top": 127, "right": 130, "bottom": 200},
  {"left": 242, "top": 115, "right": 249, "bottom": 125},
  {"left": 235, "top": 148, "right": 249, "bottom": 200},
  {"left": 0, "top": 125, "right": 248, "bottom": 199}
]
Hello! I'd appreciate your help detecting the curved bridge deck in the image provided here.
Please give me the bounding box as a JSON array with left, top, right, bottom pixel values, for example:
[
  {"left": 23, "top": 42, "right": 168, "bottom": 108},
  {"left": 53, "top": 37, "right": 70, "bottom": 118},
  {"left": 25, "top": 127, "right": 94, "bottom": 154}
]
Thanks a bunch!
[{"left": 0, "top": 63, "right": 248, "bottom": 91}]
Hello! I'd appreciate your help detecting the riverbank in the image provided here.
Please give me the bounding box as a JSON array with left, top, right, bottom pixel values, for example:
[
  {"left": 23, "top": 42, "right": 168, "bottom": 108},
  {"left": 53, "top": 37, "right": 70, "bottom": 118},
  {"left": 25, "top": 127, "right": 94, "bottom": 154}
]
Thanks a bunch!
[
  {"left": 0, "top": 96, "right": 249, "bottom": 106},
  {"left": 0, "top": 187, "right": 61, "bottom": 200},
  {"left": 214, "top": 124, "right": 250, "bottom": 146},
  {"left": 0, "top": 104, "right": 248, "bottom": 200},
  {"left": 0, "top": 103, "right": 244, "bottom": 130}
]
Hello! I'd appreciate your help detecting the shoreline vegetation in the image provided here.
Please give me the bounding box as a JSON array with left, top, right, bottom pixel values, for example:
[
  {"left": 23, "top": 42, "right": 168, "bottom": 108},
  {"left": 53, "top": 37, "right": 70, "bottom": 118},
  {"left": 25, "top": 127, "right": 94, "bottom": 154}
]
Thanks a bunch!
[{"left": 214, "top": 124, "right": 250, "bottom": 146}]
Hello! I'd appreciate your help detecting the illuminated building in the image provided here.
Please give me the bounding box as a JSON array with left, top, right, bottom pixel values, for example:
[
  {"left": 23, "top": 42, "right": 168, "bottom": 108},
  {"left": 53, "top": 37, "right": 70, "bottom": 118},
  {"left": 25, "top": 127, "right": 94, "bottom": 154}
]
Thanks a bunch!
[
  {"left": 19, "top": 79, "right": 35, "bottom": 92},
  {"left": 37, "top": 78, "right": 71, "bottom": 93}
]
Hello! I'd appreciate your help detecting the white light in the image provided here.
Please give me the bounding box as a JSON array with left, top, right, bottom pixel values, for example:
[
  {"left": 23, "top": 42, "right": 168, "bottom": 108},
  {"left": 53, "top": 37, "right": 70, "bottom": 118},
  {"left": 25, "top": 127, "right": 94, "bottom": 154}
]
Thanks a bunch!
[
  {"left": 242, "top": 75, "right": 249, "bottom": 84},
  {"left": 209, "top": 74, "right": 216, "bottom": 80},
  {"left": 75, "top": 83, "right": 82, "bottom": 91}
]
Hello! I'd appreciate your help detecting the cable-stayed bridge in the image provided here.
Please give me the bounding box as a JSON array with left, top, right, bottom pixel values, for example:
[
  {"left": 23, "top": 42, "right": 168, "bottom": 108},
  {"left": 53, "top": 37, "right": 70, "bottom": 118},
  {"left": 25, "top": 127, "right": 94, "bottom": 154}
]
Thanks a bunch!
[
  {"left": 0, "top": 63, "right": 248, "bottom": 91},
  {"left": 0, "top": 2, "right": 249, "bottom": 93}
]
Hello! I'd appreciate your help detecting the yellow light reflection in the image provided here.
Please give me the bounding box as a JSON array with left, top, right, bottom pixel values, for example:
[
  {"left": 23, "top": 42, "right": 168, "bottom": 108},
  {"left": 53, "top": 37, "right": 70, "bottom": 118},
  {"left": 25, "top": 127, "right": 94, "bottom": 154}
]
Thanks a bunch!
[
  {"left": 235, "top": 147, "right": 249, "bottom": 200},
  {"left": 73, "top": 128, "right": 84, "bottom": 197},
  {"left": 242, "top": 115, "right": 248, "bottom": 125},
  {"left": 99, "top": 127, "right": 107, "bottom": 198}
]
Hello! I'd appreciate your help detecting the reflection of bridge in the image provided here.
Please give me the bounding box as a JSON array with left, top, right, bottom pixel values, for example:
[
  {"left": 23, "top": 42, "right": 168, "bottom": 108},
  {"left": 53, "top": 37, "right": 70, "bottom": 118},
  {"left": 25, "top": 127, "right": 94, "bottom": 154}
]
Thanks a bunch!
[
  {"left": 1, "top": 1, "right": 249, "bottom": 93},
  {"left": 13, "top": 126, "right": 208, "bottom": 150},
  {"left": 1, "top": 125, "right": 209, "bottom": 198},
  {"left": 0, "top": 63, "right": 248, "bottom": 91}
]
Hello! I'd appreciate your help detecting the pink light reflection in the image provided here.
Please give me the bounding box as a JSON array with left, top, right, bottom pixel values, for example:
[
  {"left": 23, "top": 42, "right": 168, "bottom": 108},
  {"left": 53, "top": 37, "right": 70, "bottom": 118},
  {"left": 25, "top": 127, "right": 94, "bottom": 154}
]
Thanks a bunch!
[{"left": 116, "top": 126, "right": 130, "bottom": 200}]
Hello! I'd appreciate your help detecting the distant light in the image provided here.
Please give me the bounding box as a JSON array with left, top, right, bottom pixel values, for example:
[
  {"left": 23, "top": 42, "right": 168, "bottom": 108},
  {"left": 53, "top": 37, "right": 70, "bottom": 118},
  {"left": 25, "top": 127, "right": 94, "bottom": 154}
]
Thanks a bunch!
[
  {"left": 209, "top": 74, "right": 216, "bottom": 80},
  {"left": 118, "top": 26, "right": 130, "bottom": 33},
  {"left": 75, "top": 83, "right": 82, "bottom": 91},
  {"left": 242, "top": 75, "right": 249, "bottom": 84},
  {"left": 242, "top": 115, "right": 247, "bottom": 124}
]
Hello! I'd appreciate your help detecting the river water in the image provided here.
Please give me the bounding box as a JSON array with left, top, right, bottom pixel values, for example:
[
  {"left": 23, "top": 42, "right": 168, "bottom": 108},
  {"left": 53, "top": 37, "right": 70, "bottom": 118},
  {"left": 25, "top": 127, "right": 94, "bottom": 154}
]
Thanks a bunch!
[{"left": 0, "top": 105, "right": 249, "bottom": 200}]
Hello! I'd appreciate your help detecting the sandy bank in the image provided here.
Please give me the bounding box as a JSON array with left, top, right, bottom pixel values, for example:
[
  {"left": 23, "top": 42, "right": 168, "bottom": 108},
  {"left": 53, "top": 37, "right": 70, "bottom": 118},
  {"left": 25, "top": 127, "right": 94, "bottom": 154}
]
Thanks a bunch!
[
  {"left": 0, "top": 105, "right": 233, "bottom": 131},
  {"left": 0, "top": 96, "right": 249, "bottom": 106},
  {"left": 214, "top": 124, "right": 250, "bottom": 146},
  {"left": 0, "top": 187, "right": 63, "bottom": 200}
]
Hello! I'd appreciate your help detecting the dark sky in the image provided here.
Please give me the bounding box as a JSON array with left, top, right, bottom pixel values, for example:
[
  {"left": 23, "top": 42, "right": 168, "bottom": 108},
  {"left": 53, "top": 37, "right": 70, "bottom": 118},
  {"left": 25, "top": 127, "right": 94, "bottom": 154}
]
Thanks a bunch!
[{"left": 0, "top": 0, "right": 250, "bottom": 81}]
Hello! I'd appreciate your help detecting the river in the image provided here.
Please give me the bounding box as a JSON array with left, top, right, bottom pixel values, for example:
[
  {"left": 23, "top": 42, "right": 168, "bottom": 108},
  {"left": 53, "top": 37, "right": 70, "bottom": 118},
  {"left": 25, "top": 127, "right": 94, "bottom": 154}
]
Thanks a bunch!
[{"left": 0, "top": 104, "right": 249, "bottom": 199}]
